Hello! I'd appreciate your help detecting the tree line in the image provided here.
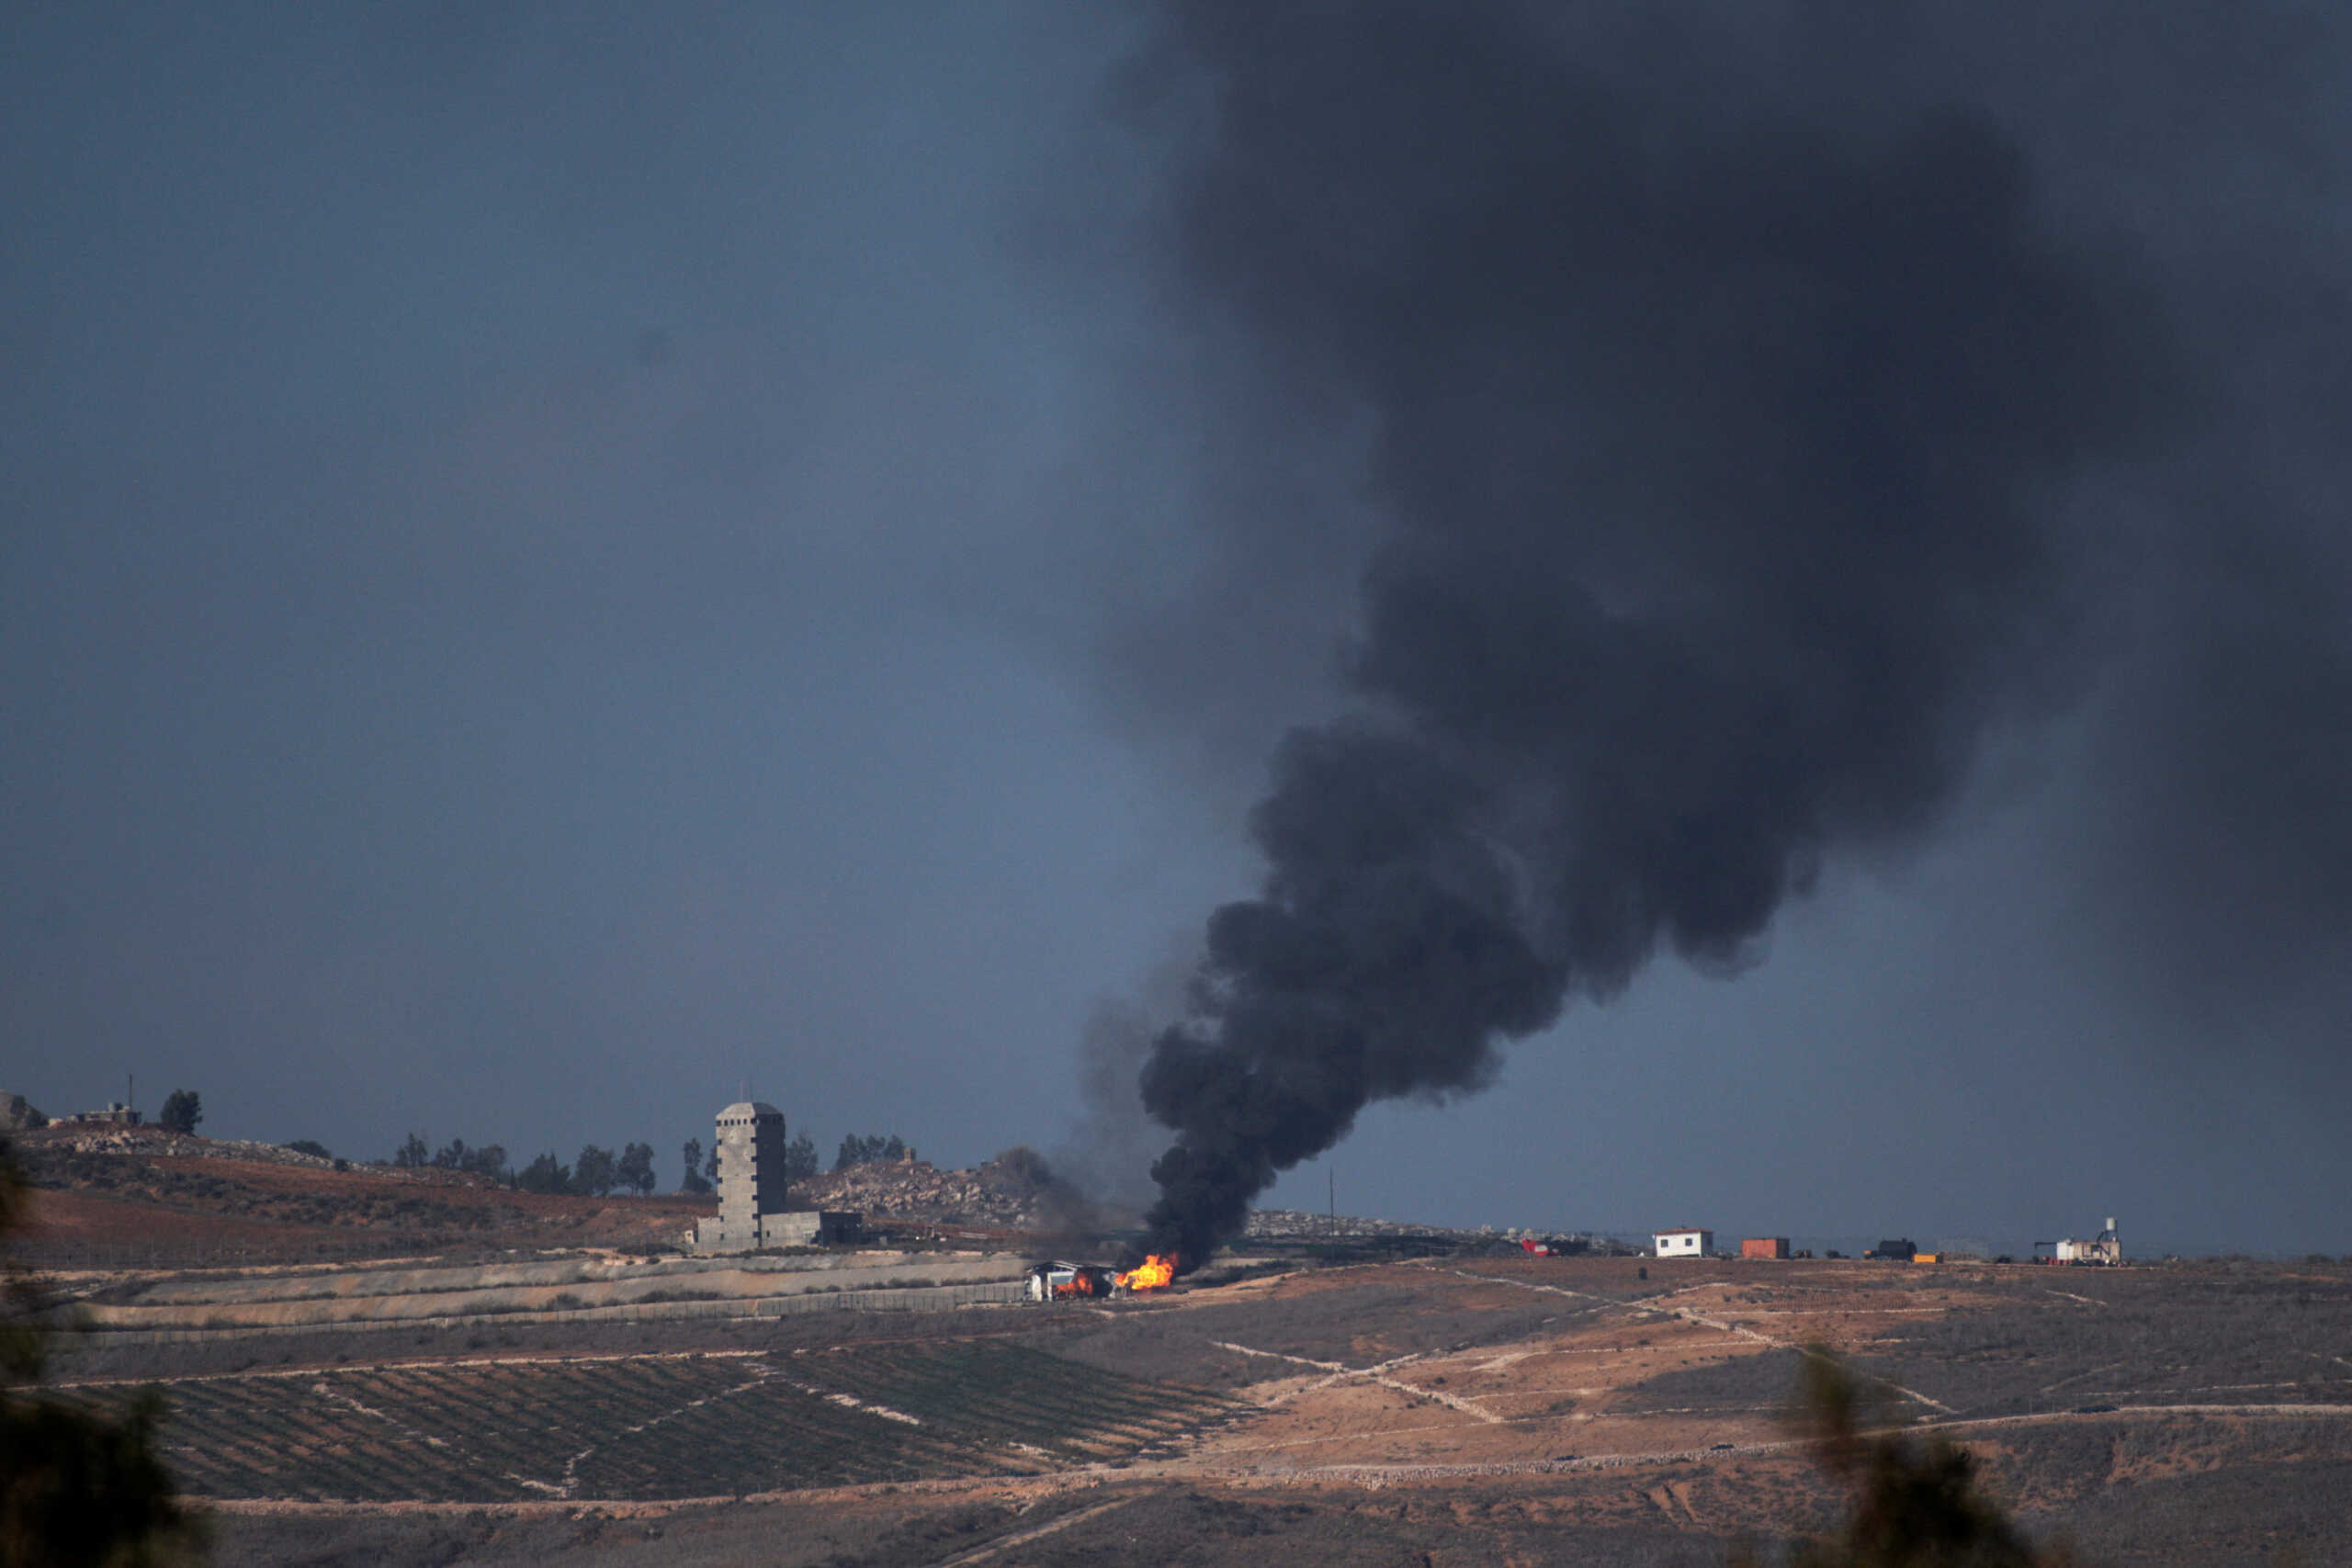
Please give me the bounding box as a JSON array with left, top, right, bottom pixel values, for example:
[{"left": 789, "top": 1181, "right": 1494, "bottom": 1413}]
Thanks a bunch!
[
  {"left": 390, "top": 1134, "right": 660, "bottom": 1197},
  {"left": 673, "top": 1130, "right": 913, "bottom": 1195},
  {"left": 133, "top": 1088, "right": 926, "bottom": 1201},
  {"left": 135, "top": 1096, "right": 926, "bottom": 1201},
  {"left": 379, "top": 1124, "right": 922, "bottom": 1198}
]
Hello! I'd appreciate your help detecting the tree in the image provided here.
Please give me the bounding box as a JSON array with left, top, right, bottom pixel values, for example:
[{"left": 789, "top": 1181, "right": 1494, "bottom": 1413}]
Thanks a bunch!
[
  {"left": 393, "top": 1133, "right": 429, "bottom": 1169},
  {"left": 833, "top": 1134, "right": 908, "bottom": 1172},
  {"left": 155, "top": 1090, "right": 202, "bottom": 1136},
  {"left": 783, "top": 1132, "right": 819, "bottom": 1185},
  {"left": 571, "top": 1145, "right": 617, "bottom": 1198},
  {"left": 427, "top": 1139, "right": 507, "bottom": 1180},
  {"left": 0, "top": 1136, "right": 205, "bottom": 1564},
  {"left": 680, "top": 1139, "right": 712, "bottom": 1195},
  {"left": 615, "top": 1142, "right": 656, "bottom": 1196},
  {"left": 516, "top": 1152, "right": 570, "bottom": 1194}
]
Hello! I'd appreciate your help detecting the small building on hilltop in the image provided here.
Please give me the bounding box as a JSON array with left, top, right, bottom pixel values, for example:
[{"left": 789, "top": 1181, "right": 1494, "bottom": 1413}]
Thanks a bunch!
[
  {"left": 2043, "top": 1217, "right": 2121, "bottom": 1266},
  {"left": 689, "top": 1100, "right": 860, "bottom": 1253},
  {"left": 1654, "top": 1227, "right": 1713, "bottom": 1258},
  {"left": 1740, "top": 1236, "right": 1792, "bottom": 1260}
]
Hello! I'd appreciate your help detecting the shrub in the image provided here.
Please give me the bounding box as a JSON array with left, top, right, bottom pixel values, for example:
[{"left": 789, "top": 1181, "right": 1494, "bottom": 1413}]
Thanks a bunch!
[
  {"left": 1731, "top": 1351, "right": 2052, "bottom": 1567},
  {"left": 0, "top": 1137, "right": 202, "bottom": 1564}
]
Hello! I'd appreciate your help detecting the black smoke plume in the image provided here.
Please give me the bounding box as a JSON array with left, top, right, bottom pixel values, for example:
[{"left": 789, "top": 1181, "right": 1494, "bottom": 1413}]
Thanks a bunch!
[{"left": 1125, "top": 2, "right": 2197, "bottom": 1268}]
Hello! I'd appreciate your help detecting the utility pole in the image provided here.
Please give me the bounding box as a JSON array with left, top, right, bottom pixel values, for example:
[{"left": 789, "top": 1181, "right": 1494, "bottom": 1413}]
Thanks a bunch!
[{"left": 1329, "top": 1167, "right": 1337, "bottom": 1237}]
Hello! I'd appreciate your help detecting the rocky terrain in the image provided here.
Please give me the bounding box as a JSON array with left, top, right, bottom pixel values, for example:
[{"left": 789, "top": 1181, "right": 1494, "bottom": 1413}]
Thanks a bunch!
[
  {"left": 23, "top": 1121, "right": 342, "bottom": 1168},
  {"left": 792, "top": 1149, "right": 1091, "bottom": 1233}
]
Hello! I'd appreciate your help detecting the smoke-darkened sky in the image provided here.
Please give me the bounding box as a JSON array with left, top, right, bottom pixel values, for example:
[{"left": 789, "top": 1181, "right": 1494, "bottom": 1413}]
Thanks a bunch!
[{"left": 6, "top": 3, "right": 2349, "bottom": 1256}]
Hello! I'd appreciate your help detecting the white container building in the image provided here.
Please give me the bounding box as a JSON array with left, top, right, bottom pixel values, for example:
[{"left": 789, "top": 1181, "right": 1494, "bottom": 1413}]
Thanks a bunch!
[{"left": 1654, "top": 1227, "right": 1713, "bottom": 1258}]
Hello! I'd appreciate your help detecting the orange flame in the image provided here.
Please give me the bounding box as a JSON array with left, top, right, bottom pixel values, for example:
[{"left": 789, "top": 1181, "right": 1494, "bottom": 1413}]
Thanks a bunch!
[
  {"left": 1053, "top": 1273, "right": 1098, "bottom": 1298},
  {"left": 1116, "top": 1253, "right": 1177, "bottom": 1292}
]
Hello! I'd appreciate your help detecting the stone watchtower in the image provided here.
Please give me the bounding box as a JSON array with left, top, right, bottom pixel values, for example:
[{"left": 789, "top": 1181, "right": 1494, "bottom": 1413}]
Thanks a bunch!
[
  {"left": 689, "top": 1100, "right": 857, "bottom": 1252},
  {"left": 712, "top": 1100, "right": 787, "bottom": 1247}
]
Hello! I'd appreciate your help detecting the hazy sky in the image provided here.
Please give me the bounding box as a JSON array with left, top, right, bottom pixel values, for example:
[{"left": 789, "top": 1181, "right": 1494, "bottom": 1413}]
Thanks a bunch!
[{"left": 7, "top": 3, "right": 2348, "bottom": 1257}]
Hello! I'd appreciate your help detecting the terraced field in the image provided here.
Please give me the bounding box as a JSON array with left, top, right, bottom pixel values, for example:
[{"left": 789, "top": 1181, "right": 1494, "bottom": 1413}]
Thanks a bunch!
[
  {"left": 50, "top": 1340, "right": 1248, "bottom": 1503},
  {"left": 51, "top": 1257, "right": 2352, "bottom": 1568}
]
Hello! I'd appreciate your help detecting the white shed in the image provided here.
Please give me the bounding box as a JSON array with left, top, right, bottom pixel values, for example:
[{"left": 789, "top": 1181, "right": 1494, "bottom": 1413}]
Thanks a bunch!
[{"left": 1654, "top": 1227, "right": 1713, "bottom": 1258}]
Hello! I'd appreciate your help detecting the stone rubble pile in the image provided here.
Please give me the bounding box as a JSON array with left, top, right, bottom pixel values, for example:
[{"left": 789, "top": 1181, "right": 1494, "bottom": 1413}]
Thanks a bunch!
[
  {"left": 19, "top": 1123, "right": 339, "bottom": 1168},
  {"left": 794, "top": 1156, "right": 1059, "bottom": 1228}
]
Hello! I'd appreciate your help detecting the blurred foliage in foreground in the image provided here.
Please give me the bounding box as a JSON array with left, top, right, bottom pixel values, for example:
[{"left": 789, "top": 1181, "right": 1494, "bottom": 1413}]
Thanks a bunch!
[
  {"left": 0, "top": 1136, "right": 203, "bottom": 1567},
  {"left": 1735, "top": 1348, "right": 2076, "bottom": 1568}
]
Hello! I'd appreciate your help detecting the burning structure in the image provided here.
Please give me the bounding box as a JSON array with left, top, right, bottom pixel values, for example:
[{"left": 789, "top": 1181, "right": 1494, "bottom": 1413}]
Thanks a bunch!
[
  {"left": 1119, "top": 1253, "right": 1176, "bottom": 1292},
  {"left": 1024, "top": 1261, "right": 1116, "bottom": 1302},
  {"left": 1023, "top": 1253, "right": 1176, "bottom": 1303}
]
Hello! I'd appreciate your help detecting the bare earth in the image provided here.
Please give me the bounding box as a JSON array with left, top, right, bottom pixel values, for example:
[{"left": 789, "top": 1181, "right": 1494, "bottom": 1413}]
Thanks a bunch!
[{"left": 40, "top": 1249, "right": 2352, "bottom": 1567}]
